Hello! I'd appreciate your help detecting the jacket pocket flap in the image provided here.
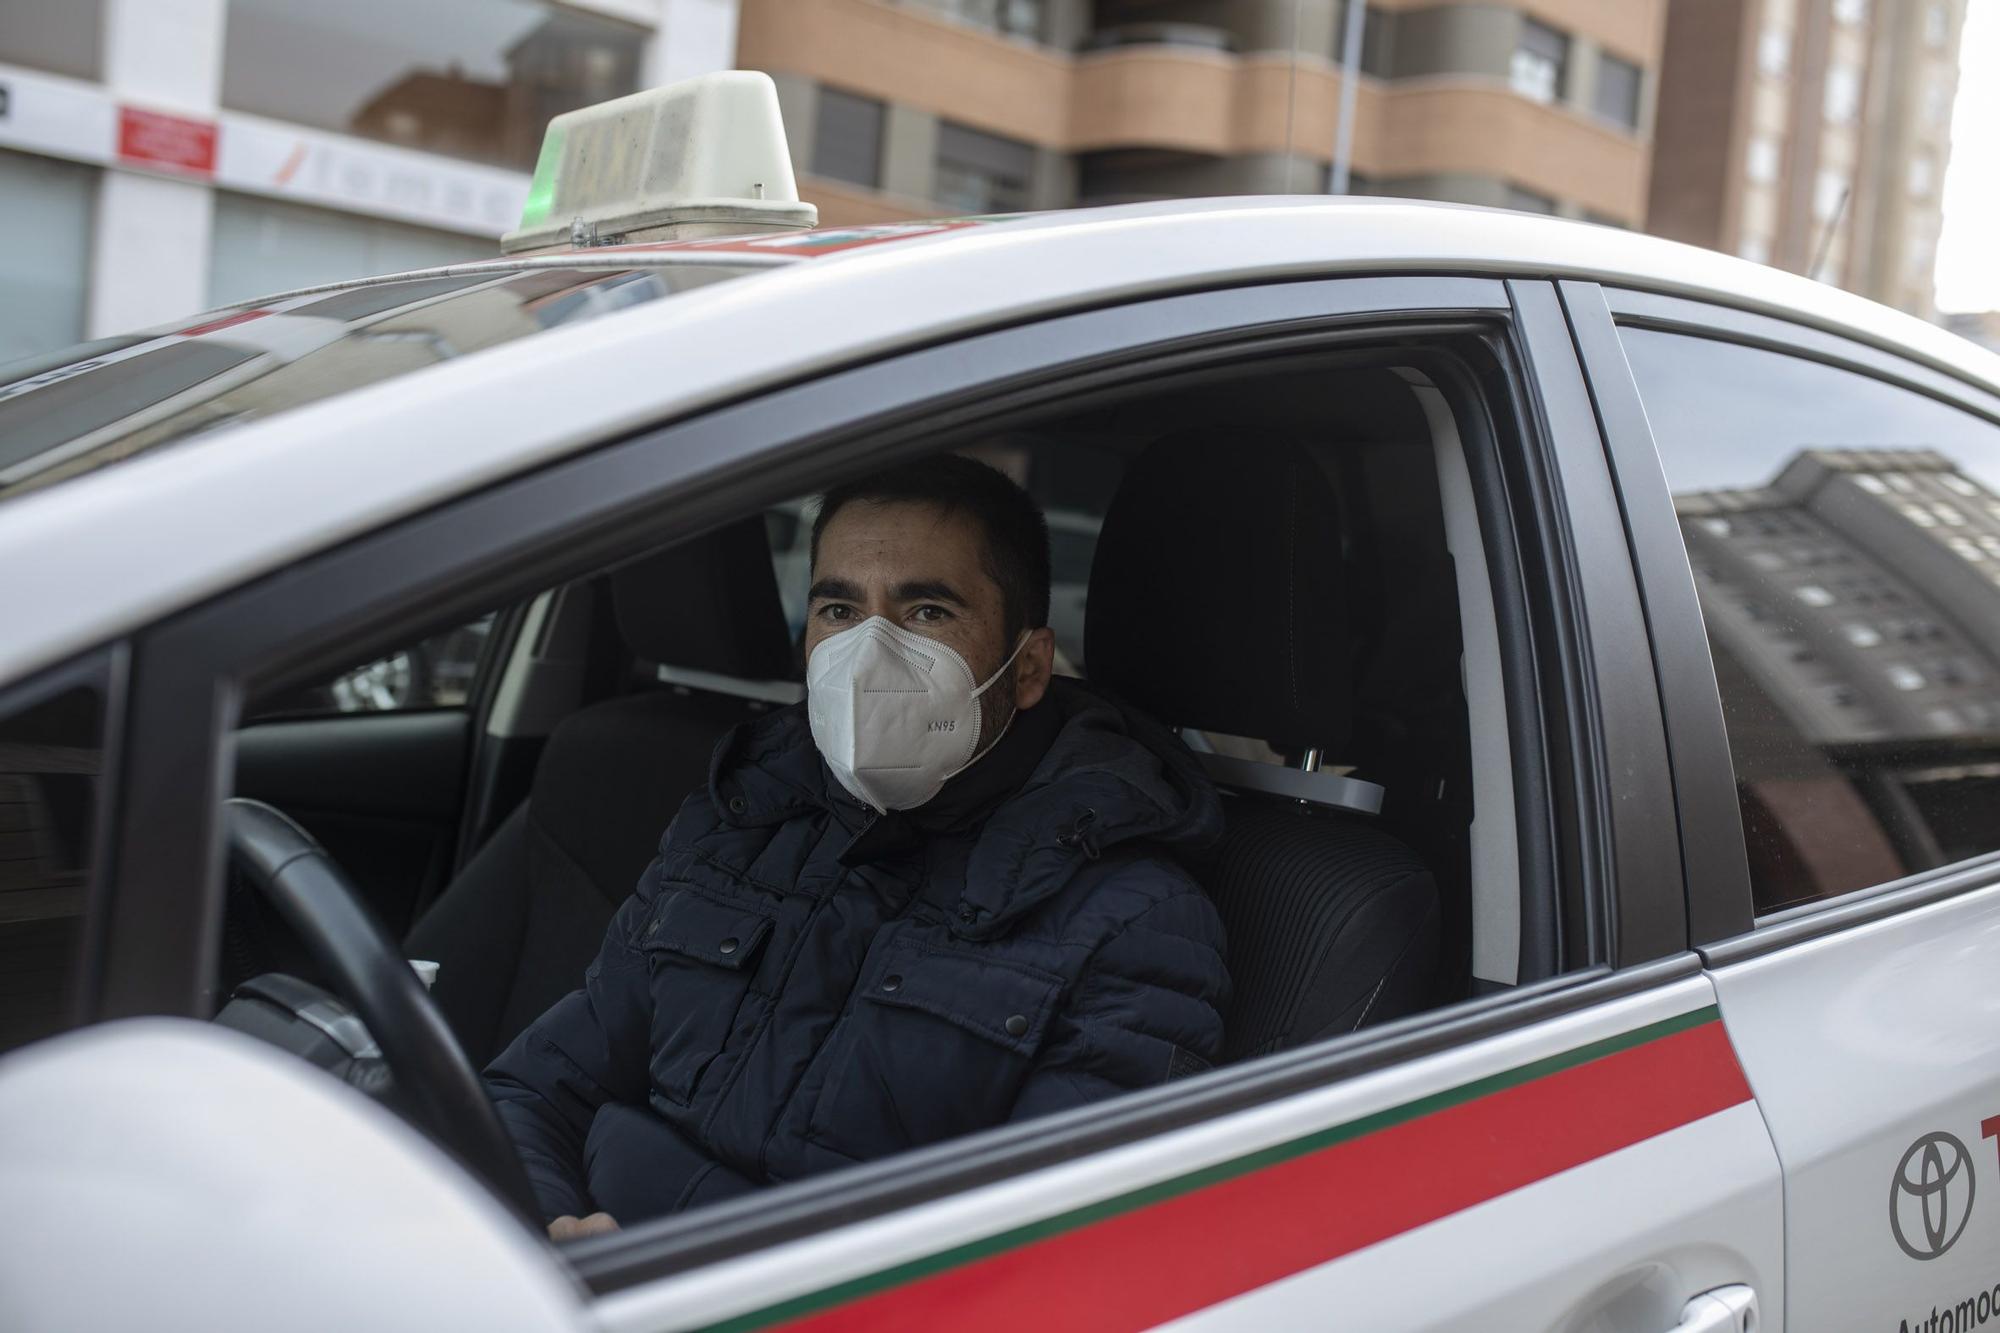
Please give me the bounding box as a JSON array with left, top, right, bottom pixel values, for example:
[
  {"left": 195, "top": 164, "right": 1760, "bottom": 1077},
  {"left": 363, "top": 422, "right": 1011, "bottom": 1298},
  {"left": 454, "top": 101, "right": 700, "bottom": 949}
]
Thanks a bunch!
[
  {"left": 643, "top": 891, "right": 774, "bottom": 970},
  {"left": 866, "top": 942, "right": 1064, "bottom": 1055}
]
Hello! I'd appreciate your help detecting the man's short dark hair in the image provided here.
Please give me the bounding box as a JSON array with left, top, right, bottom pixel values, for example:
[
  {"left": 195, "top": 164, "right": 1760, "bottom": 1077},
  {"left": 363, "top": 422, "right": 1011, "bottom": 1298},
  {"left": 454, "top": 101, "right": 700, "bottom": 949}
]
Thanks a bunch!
[{"left": 811, "top": 454, "right": 1051, "bottom": 640}]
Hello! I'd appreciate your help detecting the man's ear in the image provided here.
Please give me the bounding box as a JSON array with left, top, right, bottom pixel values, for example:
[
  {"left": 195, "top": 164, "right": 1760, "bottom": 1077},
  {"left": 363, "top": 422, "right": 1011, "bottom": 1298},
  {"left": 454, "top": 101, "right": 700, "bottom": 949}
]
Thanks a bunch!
[{"left": 1013, "top": 627, "right": 1058, "bottom": 710}]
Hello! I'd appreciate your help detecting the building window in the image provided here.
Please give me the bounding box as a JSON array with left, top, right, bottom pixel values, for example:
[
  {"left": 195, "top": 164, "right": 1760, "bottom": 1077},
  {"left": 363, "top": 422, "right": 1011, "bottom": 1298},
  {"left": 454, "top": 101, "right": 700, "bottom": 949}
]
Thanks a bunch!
[
  {"left": 1814, "top": 169, "right": 1850, "bottom": 221},
  {"left": 1908, "top": 232, "right": 1938, "bottom": 280},
  {"left": 207, "top": 192, "right": 486, "bottom": 309},
  {"left": 0, "top": 0, "right": 101, "bottom": 80},
  {"left": 934, "top": 122, "right": 1036, "bottom": 213},
  {"left": 1759, "top": 26, "right": 1793, "bottom": 77},
  {"left": 0, "top": 149, "right": 95, "bottom": 365},
  {"left": 1739, "top": 234, "right": 1773, "bottom": 265},
  {"left": 1504, "top": 185, "right": 1555, "bottom": 214},
  {"left": 1746, "top": 135, "right": 1782, "bottom": 185},
  {"left": 922, "top": 0, "right": 1044, "bottom": 40},
  {"left": 1824, "top": 63, "right": 1862, "bottom": 124},
  {"left": 1910, "top": 152, "right": 1937, "bottom": 199},
  {"left": 1833, "top": 0, "right": 1869, "bottom": 24},
  {"left": 1926, "top": 2, "right": 1951, "bottom": 46},
  {"left": 1594, "top": 53, "right": 1643, "bottom": 130},
  {"left": 221, "top": 0, "right": 644, "bottom": 171},
  {"left": 812, "top": 88, "right": 886, "bottom": 189},
  {"left": 1925, "top": 81, "right": 1954, "bottom": 125},
  {"left": 1510, "top": 19, "right": 1568, "bottom": 104}
]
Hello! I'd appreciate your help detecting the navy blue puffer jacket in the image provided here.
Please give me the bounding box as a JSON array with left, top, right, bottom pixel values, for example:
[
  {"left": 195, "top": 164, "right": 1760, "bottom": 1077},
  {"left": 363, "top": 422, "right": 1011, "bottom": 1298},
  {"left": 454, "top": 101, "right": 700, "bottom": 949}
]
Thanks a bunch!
[{"left": 485, "top": 677, "right": 1229, "bottom": 1224}]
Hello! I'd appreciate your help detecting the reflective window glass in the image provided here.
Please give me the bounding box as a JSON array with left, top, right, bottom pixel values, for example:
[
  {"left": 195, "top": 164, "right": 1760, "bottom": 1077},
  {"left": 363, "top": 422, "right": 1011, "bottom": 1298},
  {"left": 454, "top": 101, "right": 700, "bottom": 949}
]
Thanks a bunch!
[
  {"left": 915, "top": 0, "right": 1045, "bottom": 39},
  {"left": 1824, "top": 63, "right": 1862, "bottom": 124},
  {"left": 0, "top": 149, "right": 95, "bottom": 366},
  {"left": 0, "top": 676, "right": 107, "bottom": 1054},
  {"left": 0, "top": 262, "right": 766, "bottom": 505},
  {"left": 1759, "top": 27, "right": 1793, "bottom": 77},
  {"left": 1910, "top": 152, "right": 1937, "bottom": 200},
  {"left": 1746, "top": 135, "right": 1782, "bottom": 185},
  {"left": 209, "top": 192, "right": 489, "bottom": 309},
  {"left": 1927, "top": 2, "right": 1951, "bottom": 45},
  {"left": 812, "top": 88, "right": 886, "bottom": 189},
  {"left": 0, "top": 0, "right": 101, "bottom": 80},
  {"left": 934, "top": 122, "right": 1035, "bottom": 213},
  {"left": 221, "top": 0, "right": 643, "bottom": 170},
  {"left": 1625, "top": 325, "right": 2000, "bottom": 912},
  {"left": 1510, "top": 19, "right": 1568, "bottom": 104},
  {"left": 1594, "top": 54, "right": 1642, "bottom": 130},
  {"left": 1505, "top": 185, "right": 1555, "bottom": 214}
]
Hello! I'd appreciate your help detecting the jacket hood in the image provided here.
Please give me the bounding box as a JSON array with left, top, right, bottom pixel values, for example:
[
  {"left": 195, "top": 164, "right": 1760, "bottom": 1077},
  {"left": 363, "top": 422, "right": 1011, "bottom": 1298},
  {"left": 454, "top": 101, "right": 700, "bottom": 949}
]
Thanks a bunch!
[{"left": 707, "top": 677, "right": 1222, "bottom": 939}]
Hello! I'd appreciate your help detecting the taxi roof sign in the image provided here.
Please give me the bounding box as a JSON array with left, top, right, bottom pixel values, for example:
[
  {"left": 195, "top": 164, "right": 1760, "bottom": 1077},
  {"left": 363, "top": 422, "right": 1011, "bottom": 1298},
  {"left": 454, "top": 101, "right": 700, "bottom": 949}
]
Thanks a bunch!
[{"left": 502, "top": 71, "right": 817, "bottom": 255}]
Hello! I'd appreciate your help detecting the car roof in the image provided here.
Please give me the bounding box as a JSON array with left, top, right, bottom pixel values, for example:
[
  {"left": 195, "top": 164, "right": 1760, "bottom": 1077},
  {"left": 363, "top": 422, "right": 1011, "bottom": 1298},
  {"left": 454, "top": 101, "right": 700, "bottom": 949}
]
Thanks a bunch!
[{"left": 7, "top": 195, "right": 1999, "bottom": 684}]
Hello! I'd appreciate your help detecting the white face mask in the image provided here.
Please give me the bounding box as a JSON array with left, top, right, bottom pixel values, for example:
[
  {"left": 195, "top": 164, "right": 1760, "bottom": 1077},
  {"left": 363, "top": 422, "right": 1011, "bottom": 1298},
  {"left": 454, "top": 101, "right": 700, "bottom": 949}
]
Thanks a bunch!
[{"left": 806, "top": 616, "right": 1030, "bottom": 813}]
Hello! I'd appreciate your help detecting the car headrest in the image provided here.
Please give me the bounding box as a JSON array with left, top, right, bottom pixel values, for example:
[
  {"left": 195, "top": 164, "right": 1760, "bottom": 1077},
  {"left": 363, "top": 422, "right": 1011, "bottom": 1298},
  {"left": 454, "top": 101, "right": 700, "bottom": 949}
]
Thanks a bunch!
[
  {"left": 1085, "top": 433, "right": 1354, "bottom": 754},
  {"left": 611, "top": 517, "right": 796, "bottom": 681}
]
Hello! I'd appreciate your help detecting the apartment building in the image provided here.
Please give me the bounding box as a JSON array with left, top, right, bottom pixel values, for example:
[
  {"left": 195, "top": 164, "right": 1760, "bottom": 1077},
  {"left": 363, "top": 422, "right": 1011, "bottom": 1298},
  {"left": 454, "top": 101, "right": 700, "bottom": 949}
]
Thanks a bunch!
[
  {"left": 749, "top": 0, "right": 1666, "bottom": 228},
  {"left": 1647, "top": 0, "right": 1966, "bottom": 319}
]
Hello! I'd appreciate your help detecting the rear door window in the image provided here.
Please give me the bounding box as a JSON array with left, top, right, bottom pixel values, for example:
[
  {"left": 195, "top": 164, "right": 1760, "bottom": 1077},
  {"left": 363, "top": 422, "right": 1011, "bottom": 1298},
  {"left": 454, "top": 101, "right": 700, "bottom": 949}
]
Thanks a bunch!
[
  {"left": 1622, "top": 326, "right": 2000, "bottom": 912},
  {"left": 0, "top": 664, "right": 113, "bottom": 1054}
]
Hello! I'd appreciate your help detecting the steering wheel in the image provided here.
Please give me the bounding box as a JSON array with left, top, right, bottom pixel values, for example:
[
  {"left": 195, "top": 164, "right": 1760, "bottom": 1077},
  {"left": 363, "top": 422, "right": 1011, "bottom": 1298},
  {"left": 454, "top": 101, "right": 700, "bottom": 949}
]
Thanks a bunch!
[{"left": 225, "top": 798, "right": 541, "bottom": 1224}]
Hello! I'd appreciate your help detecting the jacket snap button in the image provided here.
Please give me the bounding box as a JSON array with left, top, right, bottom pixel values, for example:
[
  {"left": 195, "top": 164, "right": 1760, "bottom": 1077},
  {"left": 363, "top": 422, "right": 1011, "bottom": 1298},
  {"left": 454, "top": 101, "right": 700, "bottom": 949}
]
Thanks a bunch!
[
  {"left": 728, "top": 796, "right": 747, "bottom": 814},
  {"left": 1005, "top": 1014, "right": 1029, "bottom": 1037},
  {"left": 881, "top": 974, "right": 902, "bottom": 993},
  {"left": 718, "top": 937, "right": 739, "bottom": 955},
  {"left": 957, "top": 903, "right": 977, "bottom": 924}
]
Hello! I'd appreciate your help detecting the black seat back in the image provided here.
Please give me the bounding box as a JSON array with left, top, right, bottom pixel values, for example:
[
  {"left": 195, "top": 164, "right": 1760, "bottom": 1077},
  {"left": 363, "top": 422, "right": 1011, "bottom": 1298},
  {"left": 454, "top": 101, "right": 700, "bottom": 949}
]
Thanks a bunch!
[
  {"left": 409, "top": 518, "right": 796, "bottom": 1065},
  {"left": 1087, "top": 433, "right": 1439, "bottom": 1063}
]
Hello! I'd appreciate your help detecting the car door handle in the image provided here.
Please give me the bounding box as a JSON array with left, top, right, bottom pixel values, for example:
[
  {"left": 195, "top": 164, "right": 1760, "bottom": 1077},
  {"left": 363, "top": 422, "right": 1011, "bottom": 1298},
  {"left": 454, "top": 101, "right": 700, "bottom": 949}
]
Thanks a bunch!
[{"left": 1674, "top": 1285, "right": 1759, "bottom": 1333}]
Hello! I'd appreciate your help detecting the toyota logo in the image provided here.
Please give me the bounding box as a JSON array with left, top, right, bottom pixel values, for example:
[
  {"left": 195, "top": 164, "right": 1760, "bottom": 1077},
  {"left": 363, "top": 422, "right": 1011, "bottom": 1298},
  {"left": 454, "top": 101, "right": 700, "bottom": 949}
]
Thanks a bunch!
[{"left": 1892, "top": 1132, "right": 1977, "bottom": 1261}]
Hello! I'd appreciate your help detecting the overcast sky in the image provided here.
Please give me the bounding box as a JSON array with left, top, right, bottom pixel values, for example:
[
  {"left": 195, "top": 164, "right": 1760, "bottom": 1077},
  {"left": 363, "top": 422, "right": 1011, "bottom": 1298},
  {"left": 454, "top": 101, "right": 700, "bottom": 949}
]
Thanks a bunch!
[{"left": 1937, "top": 0, "right": 1998, "bottom": 311}]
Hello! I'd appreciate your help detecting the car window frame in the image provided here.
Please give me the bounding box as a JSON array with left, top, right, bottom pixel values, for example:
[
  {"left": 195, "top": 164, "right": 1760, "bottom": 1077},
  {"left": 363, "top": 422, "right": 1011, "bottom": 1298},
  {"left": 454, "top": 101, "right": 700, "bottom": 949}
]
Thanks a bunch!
[
  {"left": 85, "top": 271, "right": 1679, "bottom": 1276},
  {"left": 1588, "top": 282, "right": 2000, "bottom": 960}
]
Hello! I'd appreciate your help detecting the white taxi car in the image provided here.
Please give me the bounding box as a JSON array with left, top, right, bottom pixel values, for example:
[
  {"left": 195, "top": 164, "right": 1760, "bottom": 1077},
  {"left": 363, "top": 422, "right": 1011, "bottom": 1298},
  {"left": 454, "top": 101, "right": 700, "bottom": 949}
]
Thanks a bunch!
[{"left": 4, "top": 71, "right": 2000, "bottom": 1333}]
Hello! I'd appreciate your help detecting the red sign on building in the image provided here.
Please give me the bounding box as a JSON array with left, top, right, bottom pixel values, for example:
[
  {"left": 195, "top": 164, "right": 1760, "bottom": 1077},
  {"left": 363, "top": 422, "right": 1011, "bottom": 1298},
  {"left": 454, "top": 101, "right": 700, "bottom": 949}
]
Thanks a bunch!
[{"left": 117, "top": 106, "right": 217, "bottom": 178}]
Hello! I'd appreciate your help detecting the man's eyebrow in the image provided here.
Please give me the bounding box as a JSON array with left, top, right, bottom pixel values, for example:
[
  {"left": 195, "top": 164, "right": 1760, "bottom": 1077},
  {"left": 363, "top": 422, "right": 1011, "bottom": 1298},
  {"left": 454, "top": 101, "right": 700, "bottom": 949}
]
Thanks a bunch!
[
  {"left": 891, "top": 579, "right": 969, "bottom": 607},
  {"left": 808, "top": 577, "right": 863, "bottom": 602}
]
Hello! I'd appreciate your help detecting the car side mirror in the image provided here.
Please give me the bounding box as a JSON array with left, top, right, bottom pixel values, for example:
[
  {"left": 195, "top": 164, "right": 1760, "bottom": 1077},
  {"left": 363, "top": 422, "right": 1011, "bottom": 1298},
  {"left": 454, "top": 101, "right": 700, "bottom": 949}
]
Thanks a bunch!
[{"left": 0, "top": 1020, "right": 587, "bottom": 1333}]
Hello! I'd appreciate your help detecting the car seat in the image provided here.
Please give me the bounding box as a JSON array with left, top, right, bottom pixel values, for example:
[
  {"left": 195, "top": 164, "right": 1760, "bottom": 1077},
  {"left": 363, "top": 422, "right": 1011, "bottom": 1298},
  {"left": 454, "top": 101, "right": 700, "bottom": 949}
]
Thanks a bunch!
[
  {"left": 1086, "top": 432, "right": 1441, "bottom": 1063},
  {"left": 406, "top": 517, "right": 796, "bottom": 1066}
]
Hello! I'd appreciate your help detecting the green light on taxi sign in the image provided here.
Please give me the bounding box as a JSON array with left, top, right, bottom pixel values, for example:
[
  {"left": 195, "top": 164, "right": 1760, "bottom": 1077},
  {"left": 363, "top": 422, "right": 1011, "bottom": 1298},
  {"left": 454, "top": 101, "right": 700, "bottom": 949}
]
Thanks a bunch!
[
  {"left": 519, "top": 125, "right": 565, "bottom": 230},
  {"left": 500, "top": 73, "right": 816, "bottom": 254}
]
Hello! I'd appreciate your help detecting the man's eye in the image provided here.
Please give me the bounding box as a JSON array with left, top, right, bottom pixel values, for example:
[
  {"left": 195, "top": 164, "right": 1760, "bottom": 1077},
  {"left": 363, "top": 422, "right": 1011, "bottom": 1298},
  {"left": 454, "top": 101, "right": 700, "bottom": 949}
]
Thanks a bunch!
[
  {"left": 911, "top": 605, "right": 951, "bottom": 624},
  {"left": 818, "top": 604, "right": 854, "bottom": 622}
]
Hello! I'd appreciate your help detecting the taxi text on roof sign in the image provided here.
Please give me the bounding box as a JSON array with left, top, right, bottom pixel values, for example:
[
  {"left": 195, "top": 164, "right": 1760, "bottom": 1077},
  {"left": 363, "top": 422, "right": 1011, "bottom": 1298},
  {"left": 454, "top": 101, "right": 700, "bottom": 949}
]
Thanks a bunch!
[{"left": 503, "top": 71, "right": 816, "bottom": 256}]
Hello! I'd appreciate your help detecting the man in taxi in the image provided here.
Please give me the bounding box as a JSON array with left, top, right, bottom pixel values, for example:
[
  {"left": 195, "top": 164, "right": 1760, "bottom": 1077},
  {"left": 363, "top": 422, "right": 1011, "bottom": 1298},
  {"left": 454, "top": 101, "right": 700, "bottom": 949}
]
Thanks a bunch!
[{"left": 485, "top": 454, "right": 1231, "bottom": 1236}]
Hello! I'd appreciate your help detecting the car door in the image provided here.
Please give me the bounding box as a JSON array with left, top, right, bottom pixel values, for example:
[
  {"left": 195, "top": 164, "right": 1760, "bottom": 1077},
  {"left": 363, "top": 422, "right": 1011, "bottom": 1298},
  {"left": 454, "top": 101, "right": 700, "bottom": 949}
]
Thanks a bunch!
[
  {"left": 1570, "top": 280, "right": 2000, "bottom": 1332},
  {"left": 542, "top": 281, "right": 1782, "bottom": 1332},
  {"left": 40, "top": 267, "right": 1781, "bottom": 1331}
]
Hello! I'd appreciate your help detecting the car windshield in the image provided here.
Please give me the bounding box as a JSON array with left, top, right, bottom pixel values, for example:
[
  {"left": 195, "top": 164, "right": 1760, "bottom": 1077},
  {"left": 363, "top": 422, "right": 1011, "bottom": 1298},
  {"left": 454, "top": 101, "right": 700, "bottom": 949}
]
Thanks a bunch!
[{"left": 0, "top": 260, "right": 767, "bottom": 505}]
